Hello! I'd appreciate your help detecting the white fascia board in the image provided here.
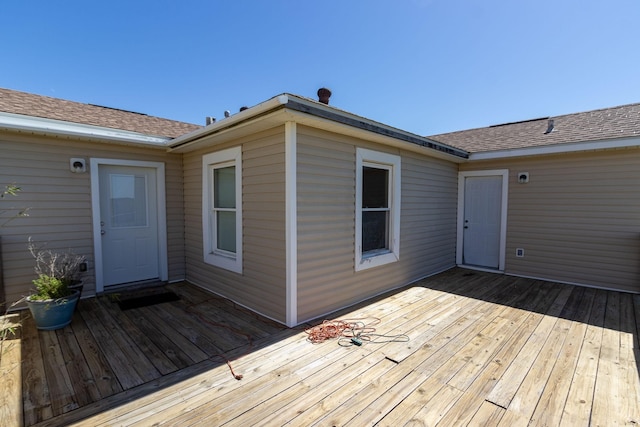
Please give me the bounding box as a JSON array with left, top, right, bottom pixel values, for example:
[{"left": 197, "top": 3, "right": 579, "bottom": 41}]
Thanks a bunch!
[
  {"left": 469, "top": 136, "right": 640, "bottom": 160},
  {"left": 0, "top": 111, "right": 170, "bottom": 146},
  {"left": 168, "top": 95, "right": 290, "bottom": 150}
]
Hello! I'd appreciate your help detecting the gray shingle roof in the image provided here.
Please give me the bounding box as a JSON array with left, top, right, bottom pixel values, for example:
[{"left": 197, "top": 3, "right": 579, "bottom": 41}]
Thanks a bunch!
[
  {"left": 0, "top": 87, "right": 201, "bottom": 138},
  {"left": 429, "top": 102, "right": 640, "bottom": 153}
]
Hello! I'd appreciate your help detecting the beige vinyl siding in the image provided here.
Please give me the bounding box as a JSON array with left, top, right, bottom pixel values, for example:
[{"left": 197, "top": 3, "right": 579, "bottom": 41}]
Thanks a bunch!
[
  {"left": 296, "top": 126, "right": 458, "bottom": 322},
  {"left": 460, "top": 147, "right": 640, "bottom": 293},
  {"left": 182, "top": 127, "right": 287, "bottom": 323},
  {"left": 0, "top": 132, "right": 184, "bottom": 306}
]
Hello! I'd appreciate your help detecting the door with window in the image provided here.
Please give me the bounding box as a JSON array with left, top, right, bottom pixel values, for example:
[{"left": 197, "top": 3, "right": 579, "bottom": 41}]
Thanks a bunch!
[{"left": 98, "top": 165, "right": 160, "bottom": 287}]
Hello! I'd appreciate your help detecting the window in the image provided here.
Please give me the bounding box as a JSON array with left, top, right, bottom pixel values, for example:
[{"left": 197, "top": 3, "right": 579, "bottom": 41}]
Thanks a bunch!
[
  {"left": 202, "top": 147, "right": 242, "bottom": 273},
  {"left": 355, "top": 148, "right": 401, "bottom": 271}
]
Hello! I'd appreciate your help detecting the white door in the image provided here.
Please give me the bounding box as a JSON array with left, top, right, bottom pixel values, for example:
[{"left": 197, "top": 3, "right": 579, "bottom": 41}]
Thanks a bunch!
[
  {"left": 98, "top": 165, "right": 159, "bottom": 287},
  {"left": 462, "top": 175, "right": 503, "bottom": 269}
]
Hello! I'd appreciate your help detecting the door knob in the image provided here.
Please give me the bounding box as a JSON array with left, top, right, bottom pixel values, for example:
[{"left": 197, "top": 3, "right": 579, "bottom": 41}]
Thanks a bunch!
[{"left": 101, "top": 230, "right": 106, "bottom": 235}]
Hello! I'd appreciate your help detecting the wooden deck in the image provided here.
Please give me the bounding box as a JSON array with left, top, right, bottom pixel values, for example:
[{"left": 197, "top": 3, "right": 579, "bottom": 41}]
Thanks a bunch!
[{"left": 1, "top": 268, "right": 639, "bottom": 426}]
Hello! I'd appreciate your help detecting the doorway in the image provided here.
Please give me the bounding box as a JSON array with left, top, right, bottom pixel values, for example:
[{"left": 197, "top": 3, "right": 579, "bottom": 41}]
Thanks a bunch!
[
  {"left": 457, "top": 170, "right": 508, "bottom": 270},
  {"left": 91, "top": 159, "right": 168, "bottom": 292}
]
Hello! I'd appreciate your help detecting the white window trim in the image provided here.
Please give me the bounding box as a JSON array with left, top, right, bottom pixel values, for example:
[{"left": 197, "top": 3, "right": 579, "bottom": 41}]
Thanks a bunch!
[
  {"left": 202, "top": 147, "right": 242, "bottom": 273},
  {"left": 355, "top": 148, "right": 401, "bottom": 271}
]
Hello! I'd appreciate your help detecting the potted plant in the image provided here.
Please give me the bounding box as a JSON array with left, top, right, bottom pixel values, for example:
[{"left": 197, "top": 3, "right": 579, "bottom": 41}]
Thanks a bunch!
[
  {"left": 26, "top": 275, "right": 80, "bottom": 330},
  {"left": 26, "top": 239, "right": 85, "bottom": 330}
]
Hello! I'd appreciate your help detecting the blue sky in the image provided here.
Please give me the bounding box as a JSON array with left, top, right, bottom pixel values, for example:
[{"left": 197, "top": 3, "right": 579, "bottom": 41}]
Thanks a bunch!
[{"left": 2, "top": 0, "right": 639, "bottom": 135}]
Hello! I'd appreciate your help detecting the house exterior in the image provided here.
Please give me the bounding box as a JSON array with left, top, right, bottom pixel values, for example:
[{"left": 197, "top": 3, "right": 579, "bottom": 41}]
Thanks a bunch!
[
  {"left": 1, "top": 87, "right": 638, "bottom": 326},
  {"left": 430, "top": 105, "right": 640, "bottom": 294}
]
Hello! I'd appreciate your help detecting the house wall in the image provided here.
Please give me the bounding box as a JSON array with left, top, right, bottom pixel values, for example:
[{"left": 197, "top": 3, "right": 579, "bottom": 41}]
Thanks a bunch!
[
  {"left": 296, "top": 125, "right": 459, "bottom": 322},
  {"left": 460, "top": 147, "right": 640, "bottom": 293},
  {"left": 182, "top": 127, "right": 288, "bottom": 323},
  {"left": 0, "top": 132, "right": 185, "bottom": 306}
]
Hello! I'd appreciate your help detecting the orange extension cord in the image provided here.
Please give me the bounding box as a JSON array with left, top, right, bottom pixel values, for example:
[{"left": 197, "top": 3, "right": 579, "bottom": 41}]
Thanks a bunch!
[
  {"left": 305, "top": 317, "right": 381, "bottom": 344},
  {"left": 305, "top": 317, "right": 410, "bottom": 347}
]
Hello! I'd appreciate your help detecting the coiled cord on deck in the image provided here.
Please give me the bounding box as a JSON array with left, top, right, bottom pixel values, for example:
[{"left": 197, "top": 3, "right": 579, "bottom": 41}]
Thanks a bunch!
[{"left": 305, "top": 317, "right": 409, "bottom": 347}]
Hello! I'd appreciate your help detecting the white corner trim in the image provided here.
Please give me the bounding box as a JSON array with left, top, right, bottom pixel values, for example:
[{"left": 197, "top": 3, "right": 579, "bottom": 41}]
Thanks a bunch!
[
  {"left": 285, "top": 121, "right": 298, "bottom": 327},
  {"left": 0, "top": 111, "right": 170, "bottom": 145},
  {"left": 456, "top": 169, "right": 509, "bottom": 271}
]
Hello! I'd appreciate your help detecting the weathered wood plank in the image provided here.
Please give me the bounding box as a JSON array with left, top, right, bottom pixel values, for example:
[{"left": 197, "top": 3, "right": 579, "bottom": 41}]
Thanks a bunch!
[
  {"left": 467, "top": 400, "right": 505, "bottom": 426},
  {"left": 530, "top": 287, "right": 595, "bottom": 426},
  {"left": 79, "top": 299, "right": 145, "bottom": 389},
  {"left": 559, "top": 289, "right": 607, "bottom": 426},
  {"left": 374, "top": 376, "right": 445, "bottom": 427},
  {"left": 21, "top": 270, "right": 640, "bottom": 427},
  {"left": 134, "top": 305, "right": 209, "bottom": 364},
  {"left": 486, "top": 285, "right": 573, "bottom": 409},
  {"left": 404, "top": 383, "right": 463, "bottom": 426},
  {"left": 67, "top": 308, "right": 122, "bottom": 398},
  {"left": 590, "top": 291, "right": 621, "bottom": 426},
  {"left": 0, "top": 313, "right": 22, "bottom": 427},
  {"left": 54, "top": 322, "right": 101, "bottom": 407},
  {"left": 617, "top": 293, "right": 640, "bottom": 425},
  {"left": 436, "top": 281, "right": 564, "bottom": 426},
  {"left": 99, "top": 299, "right": 179, "bottom": 376},
  {"left": 38, "top": 330, "right": 78, "bottom": 415},
  {"left": 19, "top": 313, "right": 53, "bottom": 426}
]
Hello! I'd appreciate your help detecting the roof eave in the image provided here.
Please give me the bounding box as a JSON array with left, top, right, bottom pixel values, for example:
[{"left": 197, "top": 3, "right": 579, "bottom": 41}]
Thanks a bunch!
[
  {"left": 168, "top": 94, "right": 469, "bottom": 160},
  {"left": 468, "top": 136, "right": 640, "bottom": 160},
  {"left": 0, "top": 111, "right": 171, "bottom": 146}
]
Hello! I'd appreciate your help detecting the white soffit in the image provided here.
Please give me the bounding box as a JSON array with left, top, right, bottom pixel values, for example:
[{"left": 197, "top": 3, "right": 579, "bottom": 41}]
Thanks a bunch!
[
  {"left": 0, "top": 111, "right": 170, "bottom": 145},
  {"left": 469, "top": 136, "right": 640, "bottom": 160}
]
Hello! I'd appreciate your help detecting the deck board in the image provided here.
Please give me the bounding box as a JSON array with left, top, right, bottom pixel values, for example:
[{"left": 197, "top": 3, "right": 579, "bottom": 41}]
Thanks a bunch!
[{"left": 1, "top": 268, "right": 638, "bottom": 426}]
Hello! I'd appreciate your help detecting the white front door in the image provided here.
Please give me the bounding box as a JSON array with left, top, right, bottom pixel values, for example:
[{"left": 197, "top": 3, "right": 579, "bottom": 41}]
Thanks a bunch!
[
  {"left": 457, "top": 170, "right": 508, "bottom": 270},
  {"left": 98, "top": 165, "right": 159, "bottom": 287}
]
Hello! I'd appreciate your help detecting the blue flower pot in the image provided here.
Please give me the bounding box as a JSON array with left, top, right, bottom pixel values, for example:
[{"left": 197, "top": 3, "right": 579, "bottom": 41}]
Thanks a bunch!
[{"left": 26, "top": 290, "right": 80, "bottom": 331}]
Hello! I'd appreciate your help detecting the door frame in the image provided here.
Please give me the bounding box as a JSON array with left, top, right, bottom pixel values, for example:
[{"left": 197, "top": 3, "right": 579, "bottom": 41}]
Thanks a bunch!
[
  {"left": 456, "top": 169, "right": 509, "bottom": 271},
  {"left": 90, "top": 158, "right": 168, "bottom": 292}
]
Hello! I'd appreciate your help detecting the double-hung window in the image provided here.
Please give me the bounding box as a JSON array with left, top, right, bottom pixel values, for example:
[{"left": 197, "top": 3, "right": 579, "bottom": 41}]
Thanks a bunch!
[
  {"left": 202, "top": 147, "right": 242, "bottom": 273},
  {"left": 355, "top": 148, "right": 401, "bottom": 271}
]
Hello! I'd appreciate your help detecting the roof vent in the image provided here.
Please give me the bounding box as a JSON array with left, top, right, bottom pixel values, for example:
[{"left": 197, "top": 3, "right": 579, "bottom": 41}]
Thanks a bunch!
[
  {"left": 317, "top": 87, "right": 332, "bottom": 105},
  {"left": 544, "top": 119, "right": 554, "bottom": 134},
  {"left": 205, "top": 116, "right": 216, "bottom": 125}
]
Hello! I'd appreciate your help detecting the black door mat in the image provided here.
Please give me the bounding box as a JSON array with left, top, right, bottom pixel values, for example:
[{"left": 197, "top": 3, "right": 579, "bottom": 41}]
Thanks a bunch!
[{"left": 118, "top": 291, "right": 180, "bottom": 311}]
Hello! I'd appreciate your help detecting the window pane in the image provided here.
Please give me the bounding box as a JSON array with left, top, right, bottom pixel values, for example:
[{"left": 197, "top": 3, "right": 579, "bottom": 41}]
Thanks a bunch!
[
  {"left": 362, "top": 211, "right": 388, "bottom": 252},
  {"left": 216, "top": 211, "right": 236, "bottom": 253},
  {"left": 362, "top": 167, "right": 388, "bottom": 208},
  {"left": 110, "top": 174, "right": 147, "bottom": 228},
  {"left": 214, "top": 166, "right": 235, "bottom": 208}
]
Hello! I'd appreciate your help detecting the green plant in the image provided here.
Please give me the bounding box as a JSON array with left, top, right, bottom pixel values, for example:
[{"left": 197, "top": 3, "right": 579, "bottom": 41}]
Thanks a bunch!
[
  {"left": 0, "top": 184, "right": 29, "bottom": 228},
  {"left": 29, "top": 274, "right": 71, "bottom": 301},
  {"left": 0, "top": 298, "right": 23, "bottom": 375}
]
